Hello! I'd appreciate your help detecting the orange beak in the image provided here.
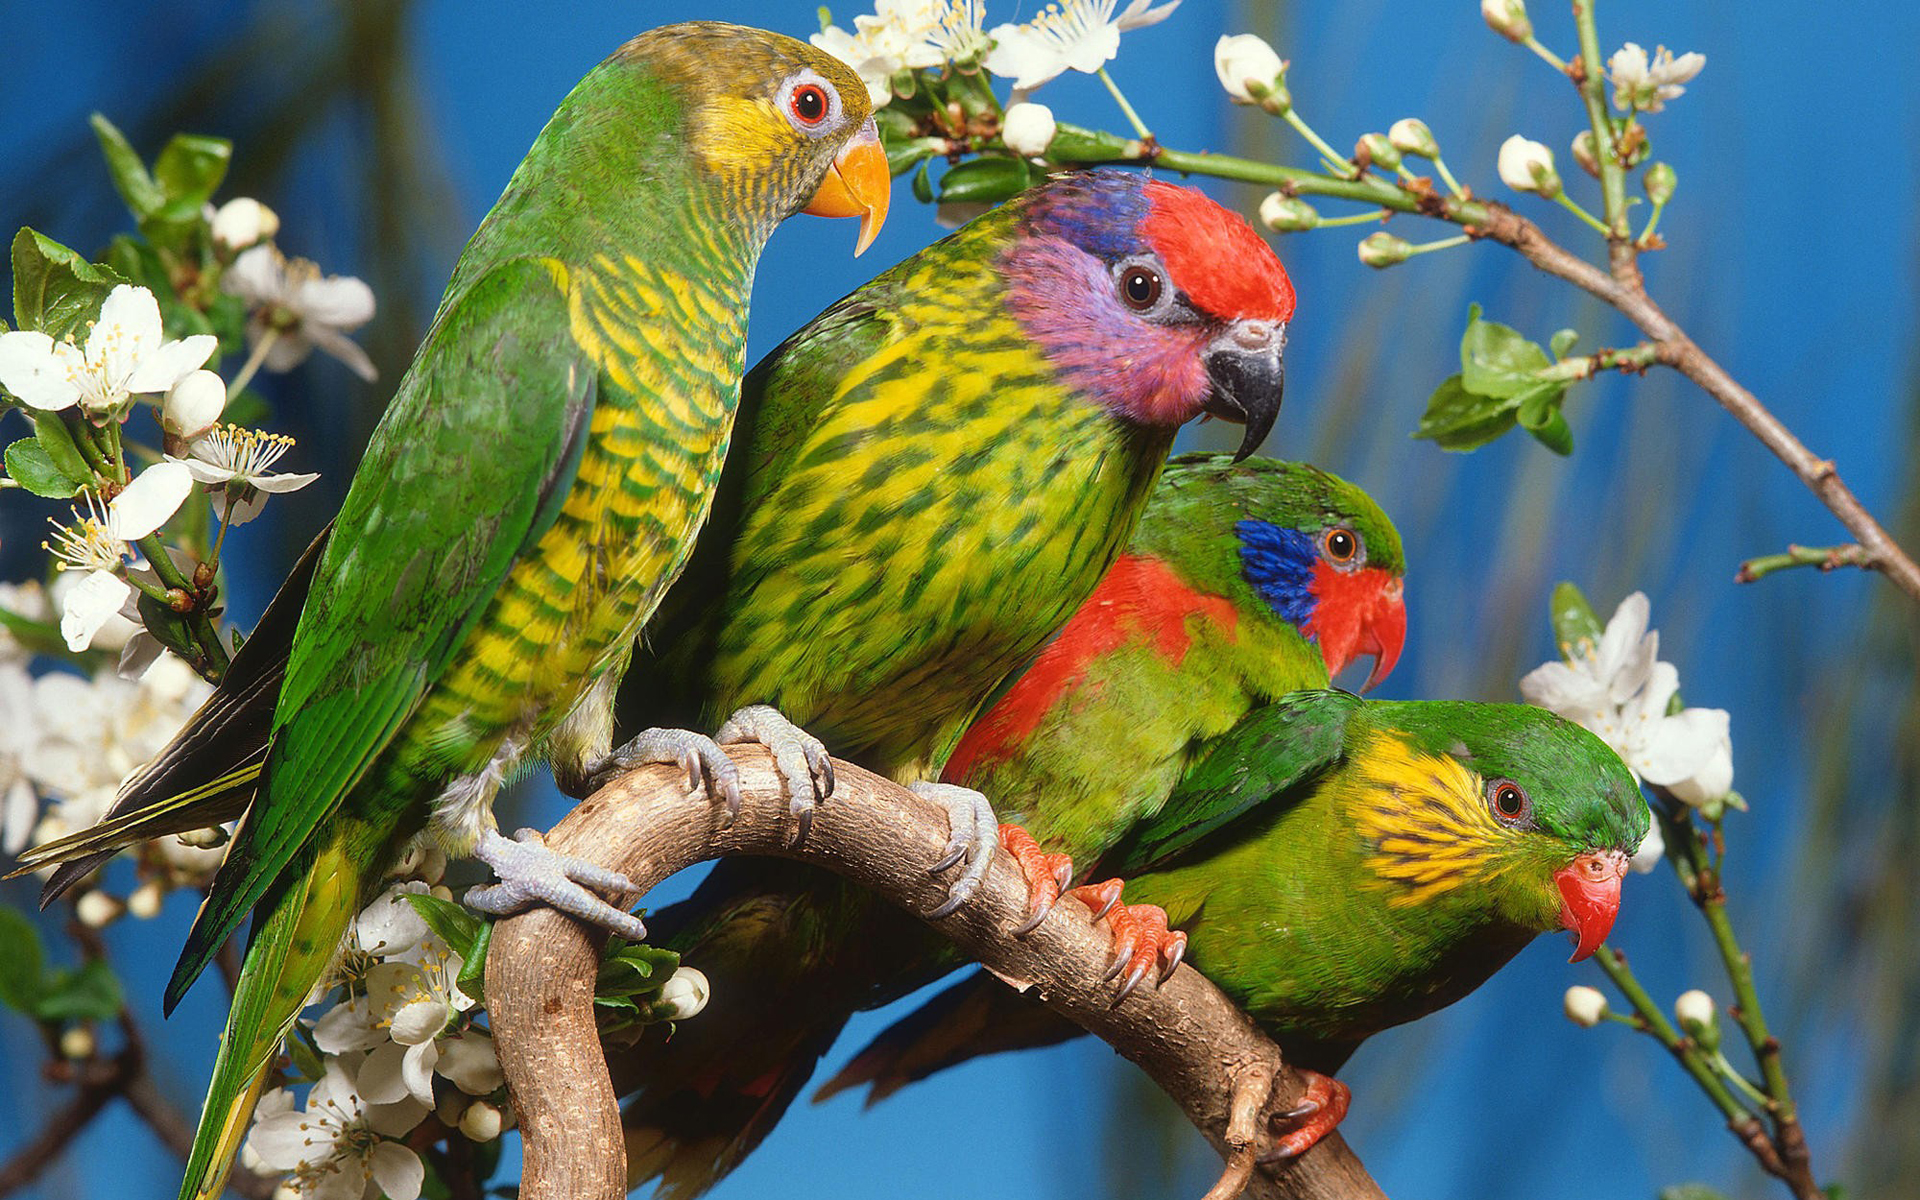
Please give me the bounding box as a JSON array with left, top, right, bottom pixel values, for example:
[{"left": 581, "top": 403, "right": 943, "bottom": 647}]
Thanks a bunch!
[
  {"left": 1554, "top": 849, "right": 1629, "bottom": 963},
  {"left": 803, "top": 117, "right": 889, "bottom": 256}
]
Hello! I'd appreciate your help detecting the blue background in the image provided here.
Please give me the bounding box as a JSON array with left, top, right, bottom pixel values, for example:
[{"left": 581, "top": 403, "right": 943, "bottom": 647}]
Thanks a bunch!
[{"left": 3, "top": 1, "right": 1916, "bottom": 1198}]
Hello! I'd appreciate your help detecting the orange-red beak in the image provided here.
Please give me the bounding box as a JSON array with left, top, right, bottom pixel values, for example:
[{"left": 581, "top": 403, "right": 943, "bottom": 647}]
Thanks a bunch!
[
  {"left": 1554, "top": 849, "right": 1628, "bottom": 963},
  {"left": 1309, "top": 566, "right": 1406, "bottom": 693},
  {"left": 802, "top": 117, "right": 889, "bottom": 256}
]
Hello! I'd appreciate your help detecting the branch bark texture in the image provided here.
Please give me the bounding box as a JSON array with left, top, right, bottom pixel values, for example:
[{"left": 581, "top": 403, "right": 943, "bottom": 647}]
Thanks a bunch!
[{"left": 487, "top": 746, "right": 1386, "bottom": 1200}]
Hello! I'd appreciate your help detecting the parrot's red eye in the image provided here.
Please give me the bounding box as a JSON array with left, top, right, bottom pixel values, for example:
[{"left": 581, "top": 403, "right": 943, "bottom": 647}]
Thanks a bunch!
[
  {"left": 1321, "top": 528, "right": 1359, "bottom": 564},
  {"left": 791, "top": 84, "right": 829, "bottom": 126},
  {"left": 1488, "top": 779, "right": 1531, "bottom": 824},
  {"left": 1119, "top": 265, "right": 1163, "bottom": 311}
]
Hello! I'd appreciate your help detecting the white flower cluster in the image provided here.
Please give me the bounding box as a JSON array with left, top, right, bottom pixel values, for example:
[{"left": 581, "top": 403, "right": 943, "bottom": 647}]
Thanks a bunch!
[
  {"left": 813, "top": 0, "right": 1178, "bottom": 110},
  {"left": 242, "top": 881, "right": 507, "bottom": 1200},
  {"left": 1521, "top": 592, "right": 1735, "bottom": 871}
]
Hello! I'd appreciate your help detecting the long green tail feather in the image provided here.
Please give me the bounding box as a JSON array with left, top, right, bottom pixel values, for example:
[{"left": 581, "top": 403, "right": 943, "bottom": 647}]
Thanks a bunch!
[{"left": 180, "top": 835, "right": 362, "bottom": 1200}]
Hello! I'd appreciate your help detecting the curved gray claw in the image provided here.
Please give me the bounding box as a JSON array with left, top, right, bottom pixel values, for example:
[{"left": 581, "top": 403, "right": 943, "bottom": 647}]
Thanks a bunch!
[
  {"left": 583, "top": 727, "right": 743, "bottom": 819},
  {"left": 467, "top": 827, "right": 649, "bottom": 941},
  {"left": 911, "top": 782, "right": 999, "bottom": 920},
  {"left": 715, "top": 704, "right": 835, "bottom": 844}
]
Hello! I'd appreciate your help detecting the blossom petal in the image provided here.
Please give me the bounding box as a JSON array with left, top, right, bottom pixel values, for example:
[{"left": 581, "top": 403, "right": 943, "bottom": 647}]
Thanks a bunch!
[
  {"left": 223, "top": 245, "right": 285, "bottom": 304},
  {"left": 358, "top": 1042, "right": 413, "bottom": 1105},
  {"left": 1116, "top": 0, "right": 1180, "bottom": 31},
  {"left": 294, "top": 275, "right": 375, "bottom": 330},
  {"left": 1518, "top": 659, "right": 1605, "bottom": 717},
  {"left": 89, "top": 286, "right": 164, "bottom": 385},
  {"left": 313, "top": 995, "right": 386, "bottom": 1054},
  {"left": 0, "top": 330, "right": 80, "bottom": 410},
  {"left": 3, "top": 777, "right": 39, "bottom": 856},
  {"left": 1636, "top": 706, "right": 1729, "bottom": 786},
  {"left": 304, "top": 325, "right": 379, "bottom": 382},
  {"left": 1629, "top": 805, "right": 1666, "bottom": 872},
  {"left": 365, "top": 1092, "right": 433, "bottom": 1139},
  {"left": 60, "top": 571, "right": 132, "bottom": 652},
  {"left": 107, "top": 461, "right": 194, "bottom": 540},
  {"left": 437, "top": 1031, "right": 504, "bottom": 1095},
  {"left": 356, "top": 882, "right": 432, "bottom": 956},
  {"left": 115, "top": 631, "right": 166, "bottom": 681},
  {"left": 125, "top": 334, "right": 218, "bottom": 395},
  {"left": 400, "top": 1038, "right": 440, "bottom": 1106},
  {"left": 388, "top": 997, "right": 449, "bottom": 1046},
  {"left": 250, "top": 470, "right": 321, "bottom": 494},
  {"left": 369, "top": 1141, "right": 425, "bottom": 1200}
]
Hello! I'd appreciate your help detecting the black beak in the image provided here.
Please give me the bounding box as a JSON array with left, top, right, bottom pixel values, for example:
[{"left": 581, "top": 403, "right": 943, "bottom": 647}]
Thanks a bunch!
[{"left": 1203, "top": 319, "right": 1286, "bottom": 461}]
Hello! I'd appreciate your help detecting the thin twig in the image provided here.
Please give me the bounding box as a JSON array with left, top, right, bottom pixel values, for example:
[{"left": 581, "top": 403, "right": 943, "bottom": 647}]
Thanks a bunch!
[
  {"left": 1736, "top": 543, "right": 1873, "bottom": 584},
  {"left": 486, "top": 747, "right": 1385, "bottom": 1200}
]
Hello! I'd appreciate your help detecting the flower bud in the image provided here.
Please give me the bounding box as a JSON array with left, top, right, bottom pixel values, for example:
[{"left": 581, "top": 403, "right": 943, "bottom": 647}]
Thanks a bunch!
[
  {"left": 430, "top": 883, "right": 454, "bottom": 903},
  {"left": 1570, "top": 130, "right": 1601, "bottom": 178},
  {"left": 210, "top": 197, "right": 280, "bottom": 251},
  {"left": 1481, "top": 0, "right": 1532, "bottom": 42},
  {"left": 1675, "top": 988, "right": 1719, "bottom": 1050},
  {"left": 127, "top": 880, "right": 165, "bottom": 920},
  {"left": 1497, "top": 135, "right": 1561, "bottom": 197},
  {"left": 60, "top": 1025, "right": 96, "bottom": 1060},
  {"left": 1213, "top": 34, "right": 1285, "bottom": 106},
  {"left": 1355, "top": 132, "right": 1402, "bottom": 172},
  {"left": 176, "top": 825, "right": 230, "bottom": 849},
  {"left": 655, "top": 966, "right": 711, "bottom": 1021},
  {"left": 460, "top": 1100, "right": 504, "bottom": 1142},
  {"left": 76, "top": 890, "right": 124, "bottom": 928},
  {"left": 1000, "top": 102, "right": 1057, "bottom": 158},
  {"left": 1643, "top": 161, "right": 1677, "bottom": 207},
  {"left": 1563, "top": 984, "right": 1608, "bottom": 1027},
  {"left": 163, "top": 370, "right": 227, "bottom": 439},
  {"left": 1388, "top": 117, "right": 1439, "bottom": 160},
  {"left": 1357, "top": 231, "right": 1413, "bottom": 269},
  {"left": 1258, "top": 193, "right": 1318, "bottom": 232}
]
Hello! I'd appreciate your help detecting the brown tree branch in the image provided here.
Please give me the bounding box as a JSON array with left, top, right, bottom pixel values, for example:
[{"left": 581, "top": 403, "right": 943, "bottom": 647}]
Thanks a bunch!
[{"left": 487, "top": 747, "right": 1386, "bottom": 1200}]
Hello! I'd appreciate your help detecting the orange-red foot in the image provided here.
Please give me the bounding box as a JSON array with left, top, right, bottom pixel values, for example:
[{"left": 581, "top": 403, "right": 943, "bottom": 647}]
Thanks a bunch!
[
  {"left": 1258, "top": 1070, "right": 1351, "bottom": 1162},
  {"left": 1069, "top": 878, "right": 1188, "bottom": 1003},
  {"left": 999, "top": 823, "right": 1075, "bottom": 936}
]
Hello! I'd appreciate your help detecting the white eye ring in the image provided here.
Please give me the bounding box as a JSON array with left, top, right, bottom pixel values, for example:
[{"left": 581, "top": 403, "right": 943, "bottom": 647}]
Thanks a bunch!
[{"left": 778, "top": 69, "right": 845, "bottom": 139}]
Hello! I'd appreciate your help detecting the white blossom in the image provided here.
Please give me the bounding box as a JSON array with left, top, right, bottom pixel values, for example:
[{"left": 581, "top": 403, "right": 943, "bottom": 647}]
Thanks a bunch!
[
  {"left": 0, "top": 661, "right": 38, "bottom": 854},
  {"left": 1496, "top": 135, "right": 1560, "bottom": 196},
  {"left": 1607, "top": 42, "right": 1705, "bottom": 114},
  {"left": 244, "top": 1060, "right": 428, "bottom": 1200},
  {"left": 0, "top": 285, "right": 215, "bottom": 415},
  {"left": 1521, "top": 591, "right": 1737, "bottom": 857},
  {"left": 1258, "top": 192, "right": 1318, "bottom": 232},
  {"left": 1480, "top": 0, "right": 1532, "bottom": 42},
  {"left": 223, "top": 246, "right": 377, "bottom": 382},
  {"left": 42, "top": 464, "right": 193, "bottom": 651},
  {"left": 814, "top": 1, "right": 990, "bottom": 106},
  {"left": 1000, "top": 102, "right": 1058, "bottom": 157},
  {"left": 985, "top": 0, "right": 1180, "bottom": 95},
  {"left": 209, "top": 197, "right": 280, "bottom": 251},
  {"left": 1388, "top": 117, "right": 1438, "bottom": 160},
  {"left": 457, "top": 1100, "right": 503, "bottom": 1142},
  {"left": 1564, "top": 985, "right": 1608, "bottom": 1027},
  {"left": 657, "top": 967, "right": 712, "bottom": 1021},
  {"left": 173, "top": 423, "right": 319, "bottom": 525},
  {"left": 1213, "top": 33, "right": 1284, "bottom": 105},
  {"left": 1675, "top": 988, "right": 1715, "bottom": 1032},
  {"left": 162, "top": 369, "right": 227, "bottom": 440}
]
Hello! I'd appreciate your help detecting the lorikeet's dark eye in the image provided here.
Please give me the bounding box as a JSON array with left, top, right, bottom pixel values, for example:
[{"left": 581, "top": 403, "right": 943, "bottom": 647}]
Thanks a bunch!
[
  {"left": 791, "top": 84, "right": 829, "bottom": 126},
  {"left": 1487, "top": 778, "right": 1532, "bottom": 825},
  {"left": 1119, "top": 264, "right": 1163, "bottom": 311},
  {"left": 1321, "top": 527, "right": 1360, "bottom": 565}
]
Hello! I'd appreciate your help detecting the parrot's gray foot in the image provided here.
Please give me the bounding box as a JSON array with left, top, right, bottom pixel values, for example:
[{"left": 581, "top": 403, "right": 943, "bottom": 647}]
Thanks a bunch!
[
  {"left": 714, "top": 704, "right": 835, "bottom": 844},
  {"left": 580, "top": 727, "right": 743, "bottom": 815},
  {"left": 912, "top": 782, "right": 999, "bottom": 919},
  {"left": 466, "top": 827, "right": 649, "bottom": 941}
]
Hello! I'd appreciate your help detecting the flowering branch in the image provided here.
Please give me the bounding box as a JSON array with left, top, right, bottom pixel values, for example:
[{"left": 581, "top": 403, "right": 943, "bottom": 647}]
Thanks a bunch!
[
  {"left": 485, "top": 746, "right": 1387, "bottom": 1200},
  {"left": 1734, "top": 543, "right": 1873, "bottom": 584}
]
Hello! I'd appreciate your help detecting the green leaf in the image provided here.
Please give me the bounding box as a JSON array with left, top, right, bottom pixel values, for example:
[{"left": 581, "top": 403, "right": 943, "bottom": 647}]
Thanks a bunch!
[
  {"left": 33, "top": 959, "right": 124, "bottom": 1021},
  {"left": 1658, "top": 1186, "right": 1732, "bottom": 1200},
  {"left": 1547, "top": 581, "right": 1604, "bottom": 659},
  {"left": 1549, "top": 328, "right": 1579, "bottom": 359},
  {"left": 286, "top": 1021, "right": 328, "bottom": 1084},
  {"left": 1411, "top": 374, "right": 1518, "bottom": 452},
  {"left": 11, "top": 228, "right": 127, "bottom": 340},
  {"left": 1515, "top": 385, "right": 1574, "bottom": 456},
  {"left": 935, "top": 155, "right": 1032, "bottom": 207},
  {"left": 152, "top": 134, "right": 232, "bottom": 210},
  {"left": 0, "top": 905, "right": 47, "bottom": 1013},
  {"left": 31, "top": 410, "right": 94, "bottom": 484},
  {"left": 1459, "top": 302, "right": 1553, "bottom": 400},
  {"left": 136, "top": 590, "right": 201, "bottom": 661},
  {"left": 457, "top": 920, "right": 491, "bottom": 1005},
  {"left": 90, "top": 113, "right": 164, "bottom": 219},
  {"left": 403, "top": 892, "right": 484, "bottom": 956},
  {"left": 596, "top": 940, "right": 679, "bottom": 999},
  {"left": 5, "top": 437, "right": 86, "bottom": 497}
]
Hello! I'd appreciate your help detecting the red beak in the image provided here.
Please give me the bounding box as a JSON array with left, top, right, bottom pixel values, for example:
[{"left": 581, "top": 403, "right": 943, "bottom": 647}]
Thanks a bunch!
[
  {"left": 1308, "top": 566, "right": 1407, "bottom": 693},
  {"left": 1554, "top": 850, "right": 1628, "bottom": 963}
]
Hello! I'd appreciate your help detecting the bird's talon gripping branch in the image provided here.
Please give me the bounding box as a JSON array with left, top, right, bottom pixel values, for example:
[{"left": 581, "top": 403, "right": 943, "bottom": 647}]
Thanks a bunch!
[
  {"left": 714, "top": 704, "right": 835, "bottom": 842},
  {"left": 1070, "top": 879, "right": 1186, "bottom": 1002},
  {"left": 468, "top": 826, "right": 649, "bottom": 942},
  {"left": 910, "top": 782, "right": 999, "bottom": 919},
  {"left": 583, "top": 727, "right": 743, "bottom": 816},
  {"left": 1257, "top": 1071, "right": 1351, "bottom": 1163},
  {"left": 999, "top": 822, "right": 1076, "bottom": 936}
]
